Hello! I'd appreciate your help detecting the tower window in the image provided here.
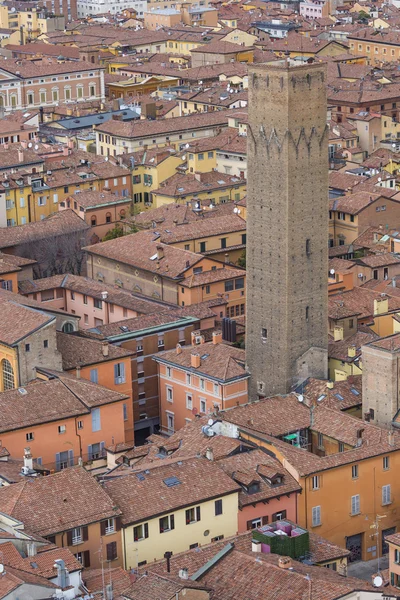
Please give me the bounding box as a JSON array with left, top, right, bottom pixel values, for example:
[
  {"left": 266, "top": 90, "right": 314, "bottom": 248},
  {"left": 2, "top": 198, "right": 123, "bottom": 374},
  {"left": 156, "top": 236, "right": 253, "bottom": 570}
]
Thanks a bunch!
[
  {"left": 306, "top": 239, "right": 311, "bottom": 257},
  {"left": 261, "top": 328, "right": 267, "bottom": 340},
  {"left": 306, "top": 306, "right": 309, "bottom": 322}
]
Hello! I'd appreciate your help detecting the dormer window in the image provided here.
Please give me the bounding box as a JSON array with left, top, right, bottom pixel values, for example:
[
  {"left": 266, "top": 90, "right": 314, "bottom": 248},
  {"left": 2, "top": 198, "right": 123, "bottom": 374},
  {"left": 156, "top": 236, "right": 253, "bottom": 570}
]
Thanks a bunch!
[{"left": 247, "top": 481, "right": 260, "bottom": 495}]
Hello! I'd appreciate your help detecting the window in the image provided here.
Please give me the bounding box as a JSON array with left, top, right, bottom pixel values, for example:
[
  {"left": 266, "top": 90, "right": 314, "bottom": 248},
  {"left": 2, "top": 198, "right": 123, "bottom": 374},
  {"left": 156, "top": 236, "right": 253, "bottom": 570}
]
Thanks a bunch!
[
  {"left": 200, "top": 398, "right": 206, "bottom": 413},
  {"left": 317, "top": 432, "right": 323, "bottom": 448},
  {"left": 262, "top": 328, "right": 267, "bottom": 341},
  {"left": 44, "top": 340, "right": 48, "bottom": 349},
  {"left": 90, "top": 368, "right": 98, "bottom": 384},
  {"left": 167, "top": 413, "right": 174, "bottom": 432},
  {"left": 383, "top": 456, "right": 389, "bottom": 470},
  {"left": 306, "top": 306, "right": 309, "bottom": 322},
  {"left": 395, "top": 549, "right": 400, "bottom": 565},
  {"left": 186, "top": 394, "right": 193, "bottom": 410},
  {"left": 306, "top": 238, "right": 311, "bottom": 257},
  {"left": 351, "top": 494, "right": 360, "bottom": 515},
  {"left": 26, "top": 432, "right": 34, "bottom": 441},
  {"left": 77, "top": 420, "right": 83, "bottom": 430},
  {"left": 339, "top": 442, "right": 344, "bottom": 452},
  {"left": 221, "top": 238, "right": 227, "bottom": 249},
  {"left": 106, "top": 541, "right": 117, "bottom": 561},
  {"left": 58, "top": 425, "right": 66, "bottom": 434},
  {"left": 25, "top": 343, "right": 30, "bottom": 352},
  {"left": 133, "top": 523, "right": 149, "bottom": 541},
  {"left": 338, "top": 212, "right": 345, "bottom": 221},
  {"left": 235, "top": 278, "right": 244, "bottom": 290},
  {"left": 94, "top": 298, "right": 102, "bottom": 309},
  {"left": 214, "top": 383, "right": 219, "bottom": 396},
  {"left": 199, "top": 241, "right": 206, "bottom": 252},
  {"left": 352, "top": 464, "right": 358, "bottom": 479},
  {"left": 167, "top": 366, "right": 171, "bottom": 378},
  {"left": 382, "top": 484, "right": 391, "bottom": 505},
  {"left": 215, "top": 499, "right": 223, "bottom": 516},
  {"left": 205, "top": 285, "right": 210, "bottom": 294},
  {"left": 225, "top": 280, "right": 234, "bottom": 292},
  {"left": 186, "top": 506, "right": 201, "bottom": 524},
  {"left": 167, "top": 386, "right": 173, "bottom": 403},
  {"left": 272, "top": 510, "right": 287, "bottom": 521},
  {"left": 114, "top": 363, "right": 125, "bottom": 384},
  {"left": 2, "top": 359, "right": 15, "bottom": 390},
  {"left": 312, "top": 506, "right": 321, "bottom": 527},
  {"left": 312, "top": 475, "right": 319, "bottom": 490},
  {"left": 200, "top": 378, "right": 205, "bottom": 390},
  {"left": 123, "top": 403, "right": 128, "bottom": 421},
  {"left": 159, "top": 514, "right": 175, "bottom": 533},
  {"left": 92, "top": 407, "right": 101, "bottom": 432}
]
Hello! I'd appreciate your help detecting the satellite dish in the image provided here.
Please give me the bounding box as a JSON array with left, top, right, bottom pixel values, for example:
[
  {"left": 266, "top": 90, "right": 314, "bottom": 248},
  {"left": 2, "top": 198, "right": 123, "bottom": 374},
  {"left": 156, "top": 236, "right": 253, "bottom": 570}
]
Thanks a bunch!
[
  {"left": 373, "top": 576, "right": 383, "bottom": 587},
  {"left": 34, "top": 145, "right": 39, "bottom": 150},
  {"left": 207, "top": 418, "right": 213, "bottom": 426},
  {"left": 0, "top": 565, "right": 4, "bottom": 574},
  {"left": 378, "top": 177, "right": 382, "bottom": 182},
  {"left": 329, "top": 268, "right": 335, "bottom": 275},
  {"left": 298, "top": 395, "right": 304, "bottom": 403},
  {"left": 28, "top": 142, "right": 33, "bottom": 148}
]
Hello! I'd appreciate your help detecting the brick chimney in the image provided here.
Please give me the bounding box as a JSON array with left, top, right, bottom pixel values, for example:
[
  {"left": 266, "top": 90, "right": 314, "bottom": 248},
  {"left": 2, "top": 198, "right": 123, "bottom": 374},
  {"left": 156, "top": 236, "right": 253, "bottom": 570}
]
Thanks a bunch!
[
  {"left": 176, "top": 343, "right": 182, "bottom": 354},
  {"left": 156, "top": 245, "right": 164, "bottom": 260},
  {"left": 18, "top": 149, "right": 24, "bottom": 163},
  {"left": 102, "top": 341, "right": 109, "bottom": 357},
  {"left": 191, "top": 353, "right": 201, "bottom": 368},
  {"left": 212, "top": 331, "right": 222, "bottom": 344}
]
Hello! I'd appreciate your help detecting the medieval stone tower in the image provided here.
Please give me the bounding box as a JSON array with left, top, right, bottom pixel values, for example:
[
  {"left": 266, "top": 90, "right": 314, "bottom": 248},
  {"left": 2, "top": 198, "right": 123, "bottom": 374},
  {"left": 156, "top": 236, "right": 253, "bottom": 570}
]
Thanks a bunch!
[{"left": 246, "top": 60, "right": 328, "bottom": 399}]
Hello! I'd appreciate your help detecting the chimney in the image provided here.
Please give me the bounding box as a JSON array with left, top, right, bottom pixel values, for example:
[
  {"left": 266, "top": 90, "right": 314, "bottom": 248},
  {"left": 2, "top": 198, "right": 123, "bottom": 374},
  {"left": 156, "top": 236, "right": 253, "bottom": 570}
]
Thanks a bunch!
[
  {"left": 212, "top": 331, "right": 222, "bottom": 345},
  {"left": 106, "top": 584, "right": 113, "bottom": 600},
  {"left": 326, "top": 380, "right": 334, "bottom": 389},
  {"left": 392, "top": 277, "right": 397, "bottom": 288},
  {"left": 24, "top": 447, "right": 33, "bottom": 470},
  {"left": 357, "top": 428, "right": 364, "bottom": 446},
  {"left": 3, "top": 143, "right": 8, "bottom": 150},
  {"left": 191, "top": 353, "right": 201, "bottom": 368},
  {"left": 54, "top": 560, "right": 68, "bottom": 589},
  {"left": 252, "top": 541, "right": 262, "bottom": 552},
  {"left": 21, "top": 140, "right": 28, "bottom": 149},
  {"left": 156, "top": 245, "right": 164, "bottom": 260},
  {"left": 173, "top": 218, "right": 178, "bottom": 227},
  {"left": 333, "top": 326, "right": 344, "bottom": 341},
  {"left": 76, "top": 366, "right": 81, "bottom": 379},
  {"left": 18, "top": 150, "right": 24, "bottom": 163},
  {"left": 176, "top": 343, "right": 182, "bottom": 355},
  {"left": 348, "top": 345, "right": 356, "bottom": 358},
  {"left": 102, "top": 341, "right": 109, "bottom": 357},
  {"left": 164, "top": 551, "right": 172, "bottom": 573},
  {"left": 388, "top": 430, "right": 395, "bottom": 446},
  {"left": 278, "top": 556, "right": 292, "bottom": 570},
  {"left": 63, "top": 146, "right": 70, "bottom": 157},
  {"left": 179, "top": 568, "right": 189, "bottom": 580},
  {"left": 205, "top": 447, "right": 214, "bottom": 461},
  {"left": 194, "top": 172, "right": 202, "bottom": 181},
  {"left": 224, "top": 253, "right": 229, "bottom": 264},
  {"left": 101, "top": 290, "right": 108, "bottom": 300}
]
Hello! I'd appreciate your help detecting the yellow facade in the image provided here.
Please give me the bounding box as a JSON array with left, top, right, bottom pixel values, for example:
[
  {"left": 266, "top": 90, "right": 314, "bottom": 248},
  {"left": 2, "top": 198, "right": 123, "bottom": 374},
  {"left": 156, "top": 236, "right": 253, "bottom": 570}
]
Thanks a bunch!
[
  {"left": 4, "top": 184, "right": 31, "bottom": 226},
  {"left": 165, "top": 38, "right": 205, "bottom": 55},
  {"left": 152, "top": 181, "right": 246, "bottom": 208},
  {"left": 132, "top": 154, "right": 183, "bottom": 209},
  {"left": 0, "top": 343, "right": 18, "bottom": 392},
  {"left": 187, "top": 149, "right": 217, "bottom": 172},
  {"left": 329, "top": 357, "right": 363, "bottom": 381},
  {"left": 122, "top": 492, "right": 239, "bottom": 568}
]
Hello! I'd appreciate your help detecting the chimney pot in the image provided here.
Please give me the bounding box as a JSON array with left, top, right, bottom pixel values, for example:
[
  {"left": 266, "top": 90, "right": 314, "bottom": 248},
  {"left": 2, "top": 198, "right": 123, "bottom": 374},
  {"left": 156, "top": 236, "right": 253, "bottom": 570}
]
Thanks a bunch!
[
  {"left": 76, "top": 366, "right": 81, "bottom": 379},
  {"left": 191, "top": 353, "right": 201, "bottom": 368},
  {"left": 212, "top": 331, "right": 222, "bottom": 345},
  {"left": 102, "top": 341, "right": 109, "bottom": 357},
  {"left": 176, "top": 343, "right": 182, "bottom": 354}
]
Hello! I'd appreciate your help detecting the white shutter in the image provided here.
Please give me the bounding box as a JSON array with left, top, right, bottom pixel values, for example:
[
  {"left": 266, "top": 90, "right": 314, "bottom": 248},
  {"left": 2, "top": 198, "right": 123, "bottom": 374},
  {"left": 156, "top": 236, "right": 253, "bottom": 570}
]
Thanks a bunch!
[
  {"left": 382, "top": 484, "right": 391, "bottom": 505},
  {"left": 312, "top": 506, "right": 321, "bottom": 527},
  {"left": 351, "top": 494, "right": 360, "bottom": 515}
]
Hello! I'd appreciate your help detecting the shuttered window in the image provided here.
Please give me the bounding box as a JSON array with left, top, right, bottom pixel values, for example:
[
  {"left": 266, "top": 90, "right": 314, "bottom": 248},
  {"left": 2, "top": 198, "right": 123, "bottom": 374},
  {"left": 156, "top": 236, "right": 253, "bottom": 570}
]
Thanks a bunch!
[
  {"left": 92, "top": 408, "right": 101, "bottom": 432},
  {"left": 351, "top": 494, "right": 360, "bottom": 515},
  {"left": 312, "top": 506, "right": 321, "bottom": 527},
  {"left": 382, "top": 484, "right": 391, "bottom": 506}
]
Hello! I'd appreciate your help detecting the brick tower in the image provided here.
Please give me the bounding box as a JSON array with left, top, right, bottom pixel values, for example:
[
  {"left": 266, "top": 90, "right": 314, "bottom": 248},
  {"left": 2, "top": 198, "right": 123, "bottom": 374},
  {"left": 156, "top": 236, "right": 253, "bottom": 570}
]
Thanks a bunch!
[{"left": 246, "top": 60, "right": 328, "bottom": 399}]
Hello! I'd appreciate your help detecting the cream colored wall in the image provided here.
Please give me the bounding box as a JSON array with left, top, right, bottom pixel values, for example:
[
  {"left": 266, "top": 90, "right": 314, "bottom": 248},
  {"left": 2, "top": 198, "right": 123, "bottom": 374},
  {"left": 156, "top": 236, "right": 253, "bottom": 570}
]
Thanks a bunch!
[{"left": 122, "top": 492, "right": 239, "bottom": 568}]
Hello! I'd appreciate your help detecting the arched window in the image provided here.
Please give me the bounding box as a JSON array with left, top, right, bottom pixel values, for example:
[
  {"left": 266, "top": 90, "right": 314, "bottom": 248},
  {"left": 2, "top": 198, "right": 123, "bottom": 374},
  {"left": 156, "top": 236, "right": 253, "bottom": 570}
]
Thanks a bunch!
[
  {"left": 2, "top": 359, "right": 15, "bottom": 390},
  {"left": 62, "top": 322, "right": 74, "bottom": 333},
  {"left": 91, "top": 216, "right": 97, "bottom": 226},
  {"left": 106, "top": 212, "right": 112, "bottom": 224},
  {"left": 10, "top": 95, "right": 17, "bottom": 108},
  {"left": 119, "top": 209, "right": 126, "bottom": 219}
]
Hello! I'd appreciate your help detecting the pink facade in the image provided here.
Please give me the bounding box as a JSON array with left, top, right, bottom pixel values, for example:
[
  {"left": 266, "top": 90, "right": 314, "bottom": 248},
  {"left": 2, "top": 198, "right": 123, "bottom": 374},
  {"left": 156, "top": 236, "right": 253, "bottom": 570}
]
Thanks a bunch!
[
  {"left": 24, "top": 287, "right": 139, "bottom": 329},
  {"left": 238, "top": 494, "right": 298, "bottom": 533}
]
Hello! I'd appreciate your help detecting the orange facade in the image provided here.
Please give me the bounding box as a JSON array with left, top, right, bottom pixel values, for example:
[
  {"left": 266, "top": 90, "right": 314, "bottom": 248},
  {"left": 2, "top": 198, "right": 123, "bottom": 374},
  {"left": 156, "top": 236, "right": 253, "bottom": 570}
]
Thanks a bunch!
[
  {"left": 178, "top": 271, "right": 246, "bottom": 318},
  {"left": 0, "top": 398, "right": 127, "bottom": 470}
]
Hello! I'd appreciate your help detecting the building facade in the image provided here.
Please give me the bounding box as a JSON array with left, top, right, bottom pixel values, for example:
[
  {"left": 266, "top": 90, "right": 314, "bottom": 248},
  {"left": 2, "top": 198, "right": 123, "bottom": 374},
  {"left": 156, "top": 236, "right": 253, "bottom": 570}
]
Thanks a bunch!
[{"left": 246, "top": 60, "right": 328, "bottom": 398}]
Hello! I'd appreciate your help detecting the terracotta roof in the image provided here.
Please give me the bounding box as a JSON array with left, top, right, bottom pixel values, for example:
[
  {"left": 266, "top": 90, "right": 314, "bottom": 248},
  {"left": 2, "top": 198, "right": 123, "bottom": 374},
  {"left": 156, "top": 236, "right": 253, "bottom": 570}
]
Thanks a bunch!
[
  {"left": 191, "top": 40, "right": 252, "bottom": 54},
  {"left": 222, "top": 394, "right": 311, "bottom": 437},
  {"left": 328, "top": 329, "right": 378, "bottom": 362},
  {"left": 328, "top": 257, "right": 356, "bottom": 272},
  {"left": 83, "top": 568, "right": 132, "bottom": 597},
  {"left": 328, "top": 171, "right": 367, "bottom": 191},
  {"left": 56, "top": 332, "right": 133, "bottom": 370},
  {"left": 0, "top": 57, "right": 104, "bottom": 78},
  {"left": 155, "top": 340, "right": 247, "bottom": 383},
  {"left": 329, "top": 191, "right": 389, "bottom": 215},
  {"left": 0, "top": 374, "right": 128, "bottom": 433},
  {"left": 303, "top": 376, "right": 362, "bottom": 412},
  {"left": 155, "top": 214, "right": 246, "bottom": 245},
  {"left": 0, "top": 458, "right": 46, "bottom": 484},
  {"left": 357, "top": 253, "right": 400, "bottom": 268},
  {"left": 152, "top": 171, "right": 246, "bottom": 198},
  {"left": 65, "top": 190, "right": 131, "bottom": 209},
  {"left": 0, "top": 466, "right": 121, "bottom": 536},
  {"left": 145, "top": 535, "right": 376, "bottom": 600},
  {"left": 0, "top": 542, "right": 82, "bottom": 579},
  {"left": 84, "top": 230, "right": 204, "bottom": 279},
  {"left": 124, "top": 572, "right": 208, "bottom": 600},
  {"left": 19, "top": 273, "right": 168, "bottom": 314},
  {"left": 217, "top": 448, "right": 301, "bottom": 508},
  {"left": 366, "top": 331, "right": 400, "bottom": 351},
  {"left": 0, "top": 253, "right": 36, "bottom": 274},
  {"left": 181, "top": 267, "right": 245, "bottom": 288},
  {"left": 0, "top": 294, "right": 55, "bottom": 346},
  {"left": 103, "top": 457, "right": 240, "bottom": 526},
  {"left": 132, "top": 200, "right": 236, "bottom": 229},
  {"left": 0, "top": 210, "right": 89, "bottom": 249},
  {"left": 329, "top": 286, "right": 400, "bottom": 320},
  {"left": 0, "top": 566, "right": 57, "bottom": 599},
  {"left": 95, "top": 109, "right": 233, "bottom": 140}
]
